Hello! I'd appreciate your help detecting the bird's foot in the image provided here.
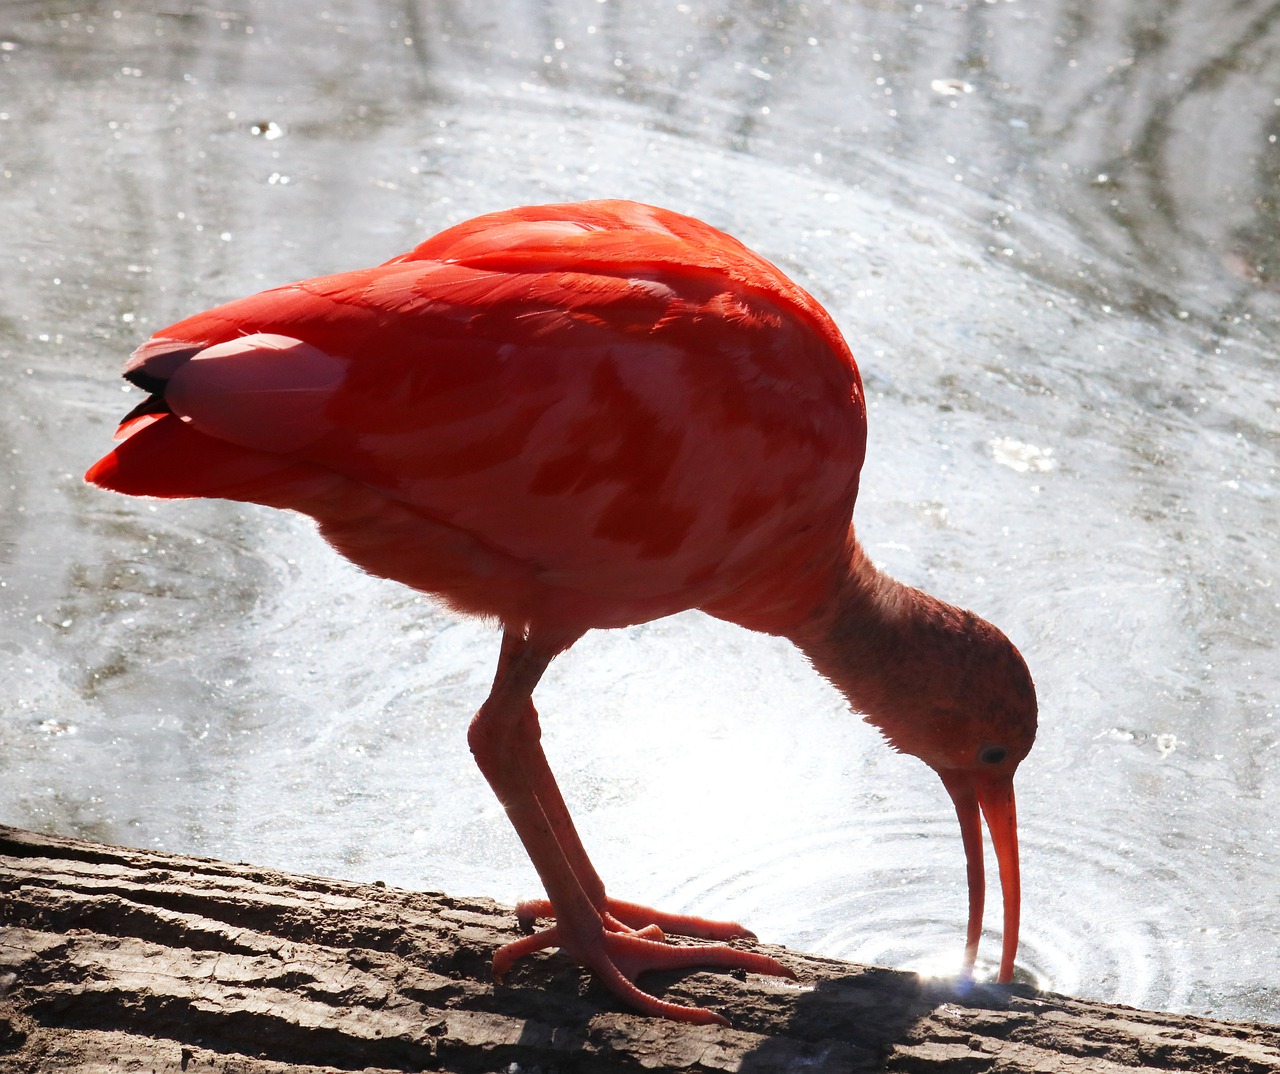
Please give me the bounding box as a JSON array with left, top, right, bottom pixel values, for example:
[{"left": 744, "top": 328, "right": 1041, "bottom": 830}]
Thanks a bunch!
[
  {"left": 496, "top": 903, "right": 793, "bottom": 1025},
  {"left": 515, "top": 896, "right": 757, "bottom": 942}
]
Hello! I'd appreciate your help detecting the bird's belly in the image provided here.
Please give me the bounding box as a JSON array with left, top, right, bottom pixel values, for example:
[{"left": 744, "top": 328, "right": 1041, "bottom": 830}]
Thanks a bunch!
[{"left": 298, "top": 456, "right": 855, "bottom": 636}]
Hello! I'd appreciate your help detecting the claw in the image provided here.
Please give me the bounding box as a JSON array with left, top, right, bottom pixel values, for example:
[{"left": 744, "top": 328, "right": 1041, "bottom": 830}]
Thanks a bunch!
[{"left": 495, "top": 897, "right": 794, "bottom": 1022}]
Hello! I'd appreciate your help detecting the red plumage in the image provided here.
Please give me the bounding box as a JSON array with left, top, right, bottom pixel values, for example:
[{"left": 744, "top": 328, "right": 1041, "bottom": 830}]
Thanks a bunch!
[{"left": 88, "top": 201, "right": 1035, "bottom": 1024}]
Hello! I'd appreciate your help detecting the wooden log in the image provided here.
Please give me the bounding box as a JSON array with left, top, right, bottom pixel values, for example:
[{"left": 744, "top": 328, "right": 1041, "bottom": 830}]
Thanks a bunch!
[{"left": 1, "top": 824, "right": 1277, "bottom": 1073}]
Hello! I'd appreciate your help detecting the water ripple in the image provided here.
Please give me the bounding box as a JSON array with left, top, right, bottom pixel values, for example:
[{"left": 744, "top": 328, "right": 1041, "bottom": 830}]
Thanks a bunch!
[{"left": 648, "top": 805, "right": 1208, "bottom": 1014}]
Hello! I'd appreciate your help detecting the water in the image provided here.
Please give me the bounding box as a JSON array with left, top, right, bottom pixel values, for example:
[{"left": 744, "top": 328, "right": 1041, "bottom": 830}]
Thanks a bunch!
[{"left": 2, "top": 0, "right": 1278, "bottom": 1025}]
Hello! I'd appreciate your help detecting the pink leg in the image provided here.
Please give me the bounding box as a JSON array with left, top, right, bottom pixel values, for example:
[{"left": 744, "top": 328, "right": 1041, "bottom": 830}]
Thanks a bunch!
[
  {"left": 505, "top": 664, "right": 758, "bottom": 944},
  {"left": 467, "top": 627, "right": 792, "bottom": 1025}
]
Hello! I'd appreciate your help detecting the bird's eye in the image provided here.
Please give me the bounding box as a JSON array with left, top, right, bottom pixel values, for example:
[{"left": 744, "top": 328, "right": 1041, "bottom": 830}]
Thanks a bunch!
[{"left": 979, "top": 745, "right": 1008, "bottom": 766}]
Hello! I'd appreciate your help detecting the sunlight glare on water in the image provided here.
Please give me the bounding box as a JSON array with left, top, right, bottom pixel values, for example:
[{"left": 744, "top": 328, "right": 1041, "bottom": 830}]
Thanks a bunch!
[{"left": 1, "top": 0, "right": 1278, "bottom": 1027}]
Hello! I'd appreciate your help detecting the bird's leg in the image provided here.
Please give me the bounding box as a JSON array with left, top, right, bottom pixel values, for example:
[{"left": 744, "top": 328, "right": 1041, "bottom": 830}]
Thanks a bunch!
[
  {"left": 468, "top": 626, "right": 793, "bottom": 1025},
  {"left": 488, "top": 631, "right": 766, "bottom": 944},
  {"left": 507, "top": 686, "right": 757, "bottom": 944}
]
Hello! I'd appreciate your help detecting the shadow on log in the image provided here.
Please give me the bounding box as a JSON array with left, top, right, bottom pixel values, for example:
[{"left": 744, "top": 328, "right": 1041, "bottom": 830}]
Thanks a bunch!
[{"left": 2, "top": 824, "right": 1278, "bottom": 1073}]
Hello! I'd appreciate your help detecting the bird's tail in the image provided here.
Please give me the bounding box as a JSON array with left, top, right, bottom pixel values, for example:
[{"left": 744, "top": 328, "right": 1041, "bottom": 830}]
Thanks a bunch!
[{"left": 85, "top": 411, "right": 331, "bottom": 507}]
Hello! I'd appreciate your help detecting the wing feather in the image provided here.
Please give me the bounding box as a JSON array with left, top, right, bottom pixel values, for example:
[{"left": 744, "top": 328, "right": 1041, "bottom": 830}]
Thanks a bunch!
[{"left": 89, "top": 201, "right": 866, "bottom": 630}]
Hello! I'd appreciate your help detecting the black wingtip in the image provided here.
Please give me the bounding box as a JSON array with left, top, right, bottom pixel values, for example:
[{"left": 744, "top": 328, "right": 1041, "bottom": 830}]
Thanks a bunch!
[
  {"left": 122, "top": 341, "right": 203, "bottom": 395},
  {"left": 124, "top": 367, "right": 171, "bottom": 395},
  {"left": 120, "top": 391, "right": 173, "bottom": 425}
]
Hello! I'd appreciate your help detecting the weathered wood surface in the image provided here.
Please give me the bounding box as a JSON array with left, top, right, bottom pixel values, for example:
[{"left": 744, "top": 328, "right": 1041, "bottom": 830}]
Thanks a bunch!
[{"left": 1, "top": 825, "right": 1277, "bottom": 1073}]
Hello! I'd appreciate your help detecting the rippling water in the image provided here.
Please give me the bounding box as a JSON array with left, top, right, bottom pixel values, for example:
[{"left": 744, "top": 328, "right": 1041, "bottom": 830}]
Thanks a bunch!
[{"left": 2, "top": 1, "right": 1277, "bottom": 1025}]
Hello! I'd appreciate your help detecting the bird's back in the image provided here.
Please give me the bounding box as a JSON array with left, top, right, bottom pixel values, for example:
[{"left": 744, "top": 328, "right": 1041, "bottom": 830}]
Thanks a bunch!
[{"left": 89, "top": 201, "right": 868, "bottom": 634}]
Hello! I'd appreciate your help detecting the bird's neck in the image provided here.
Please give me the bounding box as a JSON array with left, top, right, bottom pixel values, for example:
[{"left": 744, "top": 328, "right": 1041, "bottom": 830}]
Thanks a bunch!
[{"left": 789, "top": 539, "right": 963, "bottom": 735}]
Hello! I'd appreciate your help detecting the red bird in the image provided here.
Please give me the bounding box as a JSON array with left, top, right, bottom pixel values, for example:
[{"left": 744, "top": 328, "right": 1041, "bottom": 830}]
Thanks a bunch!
[{"left": 87, "top": 200, "right": 1037, "bottom": 1024}]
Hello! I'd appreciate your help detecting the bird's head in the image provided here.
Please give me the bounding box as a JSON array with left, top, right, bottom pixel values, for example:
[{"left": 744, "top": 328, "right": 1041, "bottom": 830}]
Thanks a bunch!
[
  {"left": 872, "top": 604, "right": 1037, "bottom": 984},
  {"left": 801, "top": 578, "right": 1037, "bottom": 984}
]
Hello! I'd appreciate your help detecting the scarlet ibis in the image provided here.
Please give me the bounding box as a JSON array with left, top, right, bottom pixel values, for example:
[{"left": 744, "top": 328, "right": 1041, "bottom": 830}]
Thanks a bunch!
[{"left": 87, "top": 200, "right": 1037, "bottom": 1025}]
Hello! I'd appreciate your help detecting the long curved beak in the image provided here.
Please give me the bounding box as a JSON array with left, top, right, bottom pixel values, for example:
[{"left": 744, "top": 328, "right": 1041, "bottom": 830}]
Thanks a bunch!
[{"left": 938, "top": 770, "right": 1020, "bottom": 983}]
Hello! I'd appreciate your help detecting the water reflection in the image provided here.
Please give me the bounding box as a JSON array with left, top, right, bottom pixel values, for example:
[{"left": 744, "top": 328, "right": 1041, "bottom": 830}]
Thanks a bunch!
[{"left": 1, "top": 0, "right": 1276, "bottom": 1026}]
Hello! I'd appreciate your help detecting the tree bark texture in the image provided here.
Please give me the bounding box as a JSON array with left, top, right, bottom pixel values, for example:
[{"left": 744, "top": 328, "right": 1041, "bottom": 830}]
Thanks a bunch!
[{"left": 2, "top": 825, "right": 1277, "bottom": 1073}]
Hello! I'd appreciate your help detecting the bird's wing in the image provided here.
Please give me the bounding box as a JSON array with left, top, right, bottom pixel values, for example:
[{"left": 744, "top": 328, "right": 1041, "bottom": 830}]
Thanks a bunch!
[
  {"left": 395, "top": 200, "right": 841, "bottom": 340},
  {"left": 95, "top": 205, "right": 866, "bottom": 628}
]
